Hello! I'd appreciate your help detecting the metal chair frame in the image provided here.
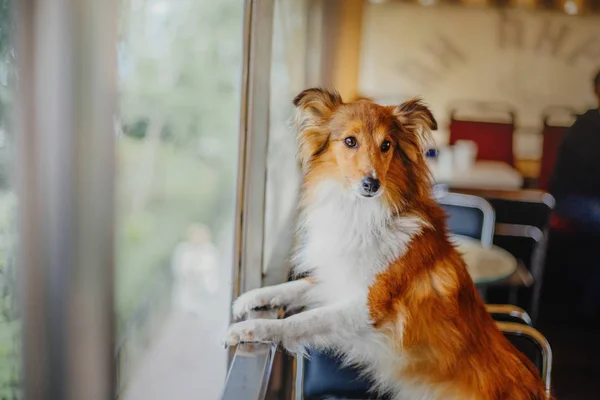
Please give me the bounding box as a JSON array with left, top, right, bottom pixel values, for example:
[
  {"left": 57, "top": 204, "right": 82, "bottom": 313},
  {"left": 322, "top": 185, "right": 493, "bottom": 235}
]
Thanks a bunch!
[
  {"left": 496, "top": 321, "right": 553, "bottom": 397},
  {"left": 486, "top": 304, "right": 533, "bottom": 326}
]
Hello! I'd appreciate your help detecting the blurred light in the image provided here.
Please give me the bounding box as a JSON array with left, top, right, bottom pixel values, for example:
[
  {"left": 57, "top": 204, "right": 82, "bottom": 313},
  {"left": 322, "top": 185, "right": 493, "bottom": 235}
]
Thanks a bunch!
[
  {"left": 563, "top": 0, "right": 579, "bottom": 15},
  {"left": 369, "top": 0, "right": 389, "bottom": 4},
  {"left": 150, "top": 1, "right": 169, "bottom": 15},
  {"left": 419, "top": 0, "right": 437, "bottom": 5}
]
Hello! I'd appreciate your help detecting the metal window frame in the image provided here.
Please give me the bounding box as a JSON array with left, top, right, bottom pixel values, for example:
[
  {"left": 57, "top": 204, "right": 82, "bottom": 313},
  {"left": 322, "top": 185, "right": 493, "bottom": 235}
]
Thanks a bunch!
[
  {"left": 225, "top": 0, "right": 277, "bottom": 398},
  {"left": 232, "top": 0, "right": 275, "bottom": 303},
  {"left": 16, "top": 1, "right": 117, "bottom": 399}
]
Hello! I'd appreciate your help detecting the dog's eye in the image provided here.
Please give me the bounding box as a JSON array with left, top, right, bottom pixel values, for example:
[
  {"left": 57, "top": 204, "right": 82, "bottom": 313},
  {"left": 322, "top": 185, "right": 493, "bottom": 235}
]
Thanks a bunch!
[
  {"left": 344, "top": 136, "right": 358, "bottom": 148},
  {"left": 380, "top": 140, "right": 391, "bottom": 153}
]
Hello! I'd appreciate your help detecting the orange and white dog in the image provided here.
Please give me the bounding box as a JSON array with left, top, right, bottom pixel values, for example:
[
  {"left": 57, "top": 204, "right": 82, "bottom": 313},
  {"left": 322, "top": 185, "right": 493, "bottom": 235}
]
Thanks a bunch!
[{"left": 226, "top": 89, "right": 548, "bottom": 400}]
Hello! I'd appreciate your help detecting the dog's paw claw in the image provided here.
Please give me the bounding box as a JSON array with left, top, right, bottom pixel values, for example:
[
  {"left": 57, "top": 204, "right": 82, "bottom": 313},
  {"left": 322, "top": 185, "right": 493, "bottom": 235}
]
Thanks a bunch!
[
  {"left": 225, "top": 319, "right": 279, "bottom": 347},
  {"left": 232, "top": 289, "right": 284, "bottom": 320}
]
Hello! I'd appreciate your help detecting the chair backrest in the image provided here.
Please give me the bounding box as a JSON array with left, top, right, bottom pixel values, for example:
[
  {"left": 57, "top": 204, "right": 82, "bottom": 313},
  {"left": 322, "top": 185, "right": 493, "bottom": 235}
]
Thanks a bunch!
[
  {"left": 452, "top": 189, "right": 555, "bottom": 231},
  {"left": 496, "top": 322, "right": 552, "bottom": 397},
  {"left": 449, "top": 119, "right": 516, "bottom": 166},
  {"left": 489, "top": 199, "right": 554, "bottom": 231},
  {"left": 448, "top": 101, "right": 516, "bottom": 166},
  {"left": 493, "top": 224, "right": 548, "bottom": 323},
  {"left": 486, "top": 304, "right": 532, "bottom": 326},
  {"left": 436, "top": 192, "right": 495, "bottom": 247},
  {"left": 493, "top": 225, "right": 543, "bottom": 265}
]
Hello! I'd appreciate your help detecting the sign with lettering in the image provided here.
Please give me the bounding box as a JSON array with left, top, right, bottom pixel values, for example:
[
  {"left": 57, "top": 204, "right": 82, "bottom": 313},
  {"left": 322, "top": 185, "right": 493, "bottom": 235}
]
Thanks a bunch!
[{"left": 359, "top": 4, "right": 600, "bottom": 157}]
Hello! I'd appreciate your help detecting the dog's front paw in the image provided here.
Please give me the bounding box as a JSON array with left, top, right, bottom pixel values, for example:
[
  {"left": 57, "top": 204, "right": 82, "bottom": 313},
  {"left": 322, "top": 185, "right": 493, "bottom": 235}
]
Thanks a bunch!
[
  {"left": 225, "top": 319, "right": 281, "bottom": 347},
  {"left": 232, "top": 288, "right": 284, "bottom": 320}
]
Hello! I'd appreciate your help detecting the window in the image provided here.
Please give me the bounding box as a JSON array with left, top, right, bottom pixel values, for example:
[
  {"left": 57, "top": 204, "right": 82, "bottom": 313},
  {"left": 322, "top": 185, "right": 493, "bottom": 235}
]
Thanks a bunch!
[
  {"left": 263, "top": 0, "right": 322, "bottom": 284},
  {"left": 0, "top": 0, "right": 20, "bottom": 397},
  {"left": 116, "top": 0, "right": 243, "bottom": 398},
  {"left": 9, "top": 0, "right": 299, "bottom": 397}
]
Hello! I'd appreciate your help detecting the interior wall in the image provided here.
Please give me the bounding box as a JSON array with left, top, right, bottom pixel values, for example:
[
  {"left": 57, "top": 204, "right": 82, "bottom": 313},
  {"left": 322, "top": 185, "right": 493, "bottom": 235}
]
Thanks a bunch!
[
  {"left": 321, "top": 0, "right": 365, "bottom": 101},
  {"left": 359, "top": 3, "right": 600, "bottom": 159}
]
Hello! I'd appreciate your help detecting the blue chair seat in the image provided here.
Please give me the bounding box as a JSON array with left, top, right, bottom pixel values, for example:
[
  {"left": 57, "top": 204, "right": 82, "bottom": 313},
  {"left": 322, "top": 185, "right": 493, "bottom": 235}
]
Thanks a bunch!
[{"left": 303, "top": 350, "right": 390, "bottom": 400}]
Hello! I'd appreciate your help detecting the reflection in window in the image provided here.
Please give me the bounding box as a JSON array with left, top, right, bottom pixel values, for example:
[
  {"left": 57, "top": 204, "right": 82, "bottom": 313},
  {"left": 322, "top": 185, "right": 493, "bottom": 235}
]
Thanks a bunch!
[
  {"left": 263, "top": 0, "right": 321, "bottom": 280},
  {"left": 116, "top": 0, "right": 243, "bottom": 398},
  {"left": 0, "top": 0, "right": 21, "bottom": 398}
]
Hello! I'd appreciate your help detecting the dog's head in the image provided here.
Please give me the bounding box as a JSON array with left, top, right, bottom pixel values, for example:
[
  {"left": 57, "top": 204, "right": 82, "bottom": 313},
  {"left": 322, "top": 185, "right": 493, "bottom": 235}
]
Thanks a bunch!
[{"left": 293, "top": 88, "right": 437, "bottom": 207}]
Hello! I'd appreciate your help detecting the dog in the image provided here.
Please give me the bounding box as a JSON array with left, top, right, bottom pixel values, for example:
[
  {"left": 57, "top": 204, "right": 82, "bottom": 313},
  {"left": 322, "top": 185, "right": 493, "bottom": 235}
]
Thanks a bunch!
[{"left": 226, "top": 88, "right": 548, "bottom": 400}]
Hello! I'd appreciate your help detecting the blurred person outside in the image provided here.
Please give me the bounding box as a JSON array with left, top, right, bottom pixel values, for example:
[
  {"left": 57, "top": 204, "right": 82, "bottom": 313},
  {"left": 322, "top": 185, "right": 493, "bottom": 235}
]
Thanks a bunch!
[
  {"left": 171, "top": 224, "right": 220, "bottom": 315},
  {"left": 125, "top": 224, "right": 226, "bottom": 400}
]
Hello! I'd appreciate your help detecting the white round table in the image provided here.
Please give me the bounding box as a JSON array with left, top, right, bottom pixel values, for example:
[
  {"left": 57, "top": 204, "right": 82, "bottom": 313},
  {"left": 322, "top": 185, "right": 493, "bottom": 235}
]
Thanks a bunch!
[
  {"left": 450, "top": 234, "right": 517, "bottom": 285},
  {"left": 429, "top": 160, "right": 524, "bottom": 190}
]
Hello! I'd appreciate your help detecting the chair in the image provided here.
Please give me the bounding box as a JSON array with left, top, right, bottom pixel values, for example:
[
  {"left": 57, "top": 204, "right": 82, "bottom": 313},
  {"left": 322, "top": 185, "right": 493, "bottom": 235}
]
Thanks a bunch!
[
  {"left": 538, "top": 107, "right": 577, "bottom": 191},
  {"left": 435, "top": 191, "right": 495, "bottom": 247},
  {"left": 451, "top": 189, "right": 555, "bottom": 323},
  {"left": 492, "top": 224, "right": 543, "bottom": 299},
  {"left": 456, "top": 189, "right": 555, "bottom": 229},
  {"left": 294, "top": 351, "right": 384, "bottom": 400},
  {"left": 293, "top": 312, "right": 549, "bottom": 400},
  {"left": 449, "top": 101, "right": 516, "bottom": 166},
  {"left": 435, "top": 191, "right": 498, "bottom": 300}
]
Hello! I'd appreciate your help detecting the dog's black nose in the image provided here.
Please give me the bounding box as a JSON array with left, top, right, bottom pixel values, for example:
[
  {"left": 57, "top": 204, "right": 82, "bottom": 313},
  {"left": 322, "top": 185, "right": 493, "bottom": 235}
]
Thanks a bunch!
[{"left": 361, "top": 177, "right": 381, "bottom": 194}]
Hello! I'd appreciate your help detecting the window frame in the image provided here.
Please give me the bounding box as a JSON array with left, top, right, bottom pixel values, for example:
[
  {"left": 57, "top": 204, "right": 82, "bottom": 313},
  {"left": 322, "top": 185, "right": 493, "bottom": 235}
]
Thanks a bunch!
[
  {"left": 16, "top": 0, "right": 118, "bottom": 398},
  {"left": 232, "top": 0, "right": 275, "bottom": 301}
]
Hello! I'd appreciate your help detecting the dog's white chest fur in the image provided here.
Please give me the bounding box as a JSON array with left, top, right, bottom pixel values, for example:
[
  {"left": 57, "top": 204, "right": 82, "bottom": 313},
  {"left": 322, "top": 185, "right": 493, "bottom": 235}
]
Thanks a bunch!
[
  {"left": 295, "top": 180, "right": 424, "bottom": 306},
  {"left": 292, "top": 181, "right": 426, "bottom": 394}
]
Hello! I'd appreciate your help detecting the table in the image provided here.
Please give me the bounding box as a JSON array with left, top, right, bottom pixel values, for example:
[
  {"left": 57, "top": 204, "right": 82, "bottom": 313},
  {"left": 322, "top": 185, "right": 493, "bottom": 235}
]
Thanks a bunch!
[
  {"left": 450, "top": 234, "right": 517, "bottom": 286},
  {"left": 429, "top": 160, "right": 524, "bottom": 190}
]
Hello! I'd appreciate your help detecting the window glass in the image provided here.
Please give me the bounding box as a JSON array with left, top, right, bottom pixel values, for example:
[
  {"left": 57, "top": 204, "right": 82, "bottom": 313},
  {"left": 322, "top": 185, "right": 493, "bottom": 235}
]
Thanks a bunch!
[
  {"left": 263, "top": 0, "right": 320, "bottom": 279},
  {"left": 116, "top": 1, "right": 243, "bottom": 398},
  {"left": 0, "top": 0, "right": 21, "bottom": 397}
]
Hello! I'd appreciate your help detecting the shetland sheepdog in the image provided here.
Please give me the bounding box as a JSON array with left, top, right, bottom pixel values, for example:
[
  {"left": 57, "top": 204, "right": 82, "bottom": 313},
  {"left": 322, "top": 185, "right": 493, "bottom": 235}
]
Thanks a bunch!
[{"left": 226, "top": 89, "right": 548, "bottom": 400}]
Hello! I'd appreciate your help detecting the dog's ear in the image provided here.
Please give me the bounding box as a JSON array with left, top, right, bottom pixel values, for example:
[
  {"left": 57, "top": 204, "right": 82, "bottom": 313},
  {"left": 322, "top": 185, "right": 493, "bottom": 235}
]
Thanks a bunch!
[
  {"left": 293, "top": 88, "right": 343, "bottom": 170},
  {"left": 392, "top": 98, "right": 437, "bottom": 163},
  {"left": 293, "top": 88, "right": 343, "bottom": 121},
  {"left": 394, "top": 98, "right": 437, "bottom": 132}
]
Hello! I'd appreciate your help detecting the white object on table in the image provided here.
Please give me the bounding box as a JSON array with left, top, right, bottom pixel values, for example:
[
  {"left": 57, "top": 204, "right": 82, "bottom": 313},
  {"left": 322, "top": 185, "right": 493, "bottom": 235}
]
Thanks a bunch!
[
  {"left": 435, "top": 145, "right": 454, "bottom": 181},
  {"left": 429, "top": 160, "right": 523, "bottom": 190},
  {"left": 450, "top": 234, "right": 517, "bottom": 285},
  {"left": 453, "top": 140, "right": 478, "bottom": 172}
]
